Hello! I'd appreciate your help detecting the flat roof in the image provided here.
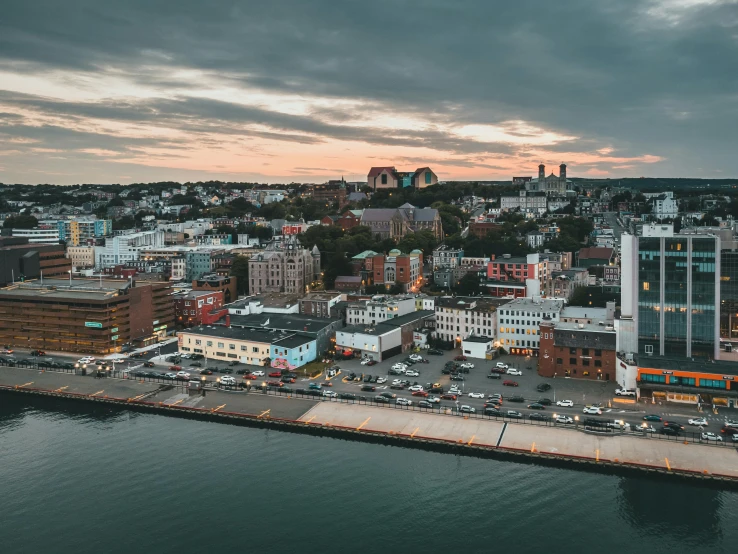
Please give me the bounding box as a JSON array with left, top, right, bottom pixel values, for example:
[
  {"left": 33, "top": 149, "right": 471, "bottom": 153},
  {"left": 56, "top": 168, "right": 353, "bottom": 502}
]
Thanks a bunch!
[
  {"left": 339, "top": 323, "right": 397, "bottom": 337},
  {"left": 463, "top": 336, "right": 494, "bottom": 343},
  {"left": 0, "top": 278, "right": 131, "bottom": 301},
  {"left": 227, "top": 313, "right": 341, "bottom": 334},
  {"left": 383, "top": 310, "right": 435, "bottom": 327},
  {"left": 560, "top": 306, "right": 608, "bottom": 320},
  {"left": 182, "top": 325, "right": 313, "bottom": 347},
  {"left": 638, "top": 356, "right": 738, "bottom": 376}
]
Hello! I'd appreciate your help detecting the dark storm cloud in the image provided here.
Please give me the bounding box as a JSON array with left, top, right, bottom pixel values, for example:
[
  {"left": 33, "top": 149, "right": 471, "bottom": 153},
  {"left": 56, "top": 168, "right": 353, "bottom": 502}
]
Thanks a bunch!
[{"left": 0, "top": 0, "right": 736, "bottom": 179}]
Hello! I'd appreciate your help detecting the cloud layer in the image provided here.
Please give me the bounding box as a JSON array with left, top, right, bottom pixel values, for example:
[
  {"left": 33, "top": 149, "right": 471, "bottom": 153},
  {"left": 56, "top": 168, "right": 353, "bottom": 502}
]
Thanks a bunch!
[{"left": 0, "top": 0, "right": 736, "bottom": 184}]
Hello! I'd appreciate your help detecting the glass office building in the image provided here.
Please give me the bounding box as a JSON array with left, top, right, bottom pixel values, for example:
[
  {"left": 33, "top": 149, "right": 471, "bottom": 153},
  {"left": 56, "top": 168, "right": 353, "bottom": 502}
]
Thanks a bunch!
[
  {"left": 636, "top": 232, "right": 719, "bottom": 359},
  {"left": 720, "top": 250, "right": 738, "bottom": 339}
]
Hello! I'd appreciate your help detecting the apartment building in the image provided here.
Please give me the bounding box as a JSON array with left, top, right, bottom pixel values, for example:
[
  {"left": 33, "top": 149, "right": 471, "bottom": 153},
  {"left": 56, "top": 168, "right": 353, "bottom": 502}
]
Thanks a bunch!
[
  {"left": 496, "top": 297, "right": 565, "bottom": 355},
  {"left": 96, "top": 230, "right": 165, "bottom": 268},
  {"left": 66, "top": 246, "right": 96, "bottom": 269},
  {"left": 174, "top": 290, "right": 224, "bottom": 328},
  {"left": 346, "top": 295, "right": 416, "bottom": 326},
  {"left": 248, "top": 237, "right": 321, "bottom": 295},
  {"left": 434, "top": 296, "right": 500, "bottom": 344}
]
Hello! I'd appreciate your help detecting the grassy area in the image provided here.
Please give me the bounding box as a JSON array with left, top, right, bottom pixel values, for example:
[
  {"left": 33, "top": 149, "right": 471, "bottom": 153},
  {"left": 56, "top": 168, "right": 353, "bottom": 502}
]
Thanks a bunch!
[{"left": 301, "top": 360, "right": 326, "bottom": 379}]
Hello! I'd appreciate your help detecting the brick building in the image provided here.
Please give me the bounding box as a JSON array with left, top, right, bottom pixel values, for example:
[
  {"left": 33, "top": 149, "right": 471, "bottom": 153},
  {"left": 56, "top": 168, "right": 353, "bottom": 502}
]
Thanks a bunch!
[
  {"left": 538, "top": 320, "right": 617, "bottom": 380},
  {"left": 174, "top": 290, "right": 224, "bottom": 328},
  {"left": 193, "top": 274, "right": 237, "bottom": 304},
  {"left": 311, "top": 182, "right": 348, "bottom": 208},
  {"left": 0, "top": 236, "right": 72, "bottom": 287}
]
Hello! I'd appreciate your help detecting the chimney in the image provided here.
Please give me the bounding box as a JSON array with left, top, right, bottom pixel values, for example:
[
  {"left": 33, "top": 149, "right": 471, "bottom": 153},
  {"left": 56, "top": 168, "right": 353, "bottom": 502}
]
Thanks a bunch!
[{"left": 225, "top": 314, "right": 231, "bottom": 327}]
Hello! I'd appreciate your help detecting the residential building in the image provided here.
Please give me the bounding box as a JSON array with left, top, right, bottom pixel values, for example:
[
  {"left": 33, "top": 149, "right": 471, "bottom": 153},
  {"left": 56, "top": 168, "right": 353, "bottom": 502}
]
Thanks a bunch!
[
  {"left": 66, "top": 246, "right": 96, "bottom": 269},
  {"left": 526, "top": 231, "right": 545, "bottom": 248},
  {"left": 226, "top": 294, "right": 301, "bottom": 315},
  {"left": 195, "top": 234, "right": 233, "bottom": 246},
  {"left": 434, "top": 296, "right": 501, "bottom": 345},
  {"left": 0, "top": 278, "right": 173, "bottom": 354},
  {"left": 648, "top": 192, "right": 678, "bottom": 221},
  {"left": 192, "top": 274, "right": 237, "bottom": 304},
  {"left": 334, "top": 276, "right": 362, "bottom": 291},
  {"left": 95, "top": 230, "right": 165, "bottom": 268},
  {"left": 311, "top": 182, "right": 348, "bottom": 208},
  {"left": 468, "top": 220, "right": 503, "bottom": 238},
  {"left": 57, "top": 218, "right": 112, "bottom": 246},
  {"left": 496, "top": 297, "right": 565, "bottom": 355},
  {"left": 0, "top": 237, "right": 72, "bottom": 286},
  {"left": 349, "top": 248, "right": 423, "bottom": 292},
  {"left": 432, "top": 245, "right": 464, "bottom": 268},
  {"left": 178, "top": 326, "right": 316, "bottom": 368},
  {"left": 545, "top": 268, "right": 589, "bottom": 300},
  {"left": 174, "top": 290, "right": 224, "bottom": 328},
  {"left": 620, "top": 224, "right": 720, "bottom": 359},
  {"left": 538, "top": 320, "right": 617, "bottom": 380},
  {"left": 367, "top": 166, "right": 438, "bottom": 191},
  {"left": 500, "top": 190, "right": 547, "bottom": 213},
  {"left": 359, "top": 203, "right": 443, "bottom": 240},
  {"left": 345, "top": 295, "right": 416, "bottom": 326},
  {"left": 248, "top": 237, "right": 321, "bottom": 295}
]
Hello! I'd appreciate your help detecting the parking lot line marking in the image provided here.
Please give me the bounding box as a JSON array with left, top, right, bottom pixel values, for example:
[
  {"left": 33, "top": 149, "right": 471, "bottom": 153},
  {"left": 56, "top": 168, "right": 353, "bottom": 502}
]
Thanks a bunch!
[
  {"left": 305, "top": 416, "right": 316, "bottom": 424},
  {"left": 410, "top": 427, "right": 419, "bottom": 438},
  {"left": 212, "top": 404, "right": 226, "bottom": 412},
  {"left": 16, "top": 382, "right": 33, "bottom": 388},
  {"left": 356, "top": 417, "right": 371, "bottom": 430},
  {"left": 90, "top": 390, "right": 104, "bottom": 397},
  {"left": 467, "top": 435, "right": 475, "bottom": 446},
  {"left": 258, "top": 409, "right": 271, "bottom": 419},
  {"left": 596, "top": 449, "right": 600, "bottom": 462},
  {"left": 169, "top": 398, "right": 184, "bottom": 406},
  {"left": 131, "top": 393, "right": 147, "bottom": 401},
  {"left": 55, "top": 386, "right": 69, "bottom": 392},
  {"left": 665, "top": 457, "right": 671, "bottom": 471}
]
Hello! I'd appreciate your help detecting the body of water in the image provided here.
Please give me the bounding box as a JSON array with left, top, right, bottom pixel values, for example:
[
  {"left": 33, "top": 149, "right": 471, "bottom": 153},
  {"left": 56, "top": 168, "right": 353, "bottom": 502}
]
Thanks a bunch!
[{"left": 0, "top": 395, "right": 735, "bottom": 554}]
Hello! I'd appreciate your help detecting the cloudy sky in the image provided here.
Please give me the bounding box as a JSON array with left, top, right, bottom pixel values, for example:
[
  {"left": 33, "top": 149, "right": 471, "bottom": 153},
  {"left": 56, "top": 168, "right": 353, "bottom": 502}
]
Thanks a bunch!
[{"left": 0, "top": 0, "right": 736, "bottom": 185}]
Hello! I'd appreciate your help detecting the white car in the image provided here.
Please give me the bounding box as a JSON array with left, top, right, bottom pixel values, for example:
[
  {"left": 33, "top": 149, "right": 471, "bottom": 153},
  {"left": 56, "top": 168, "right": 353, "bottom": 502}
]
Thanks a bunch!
[
  {"left": 376, "top": 377, "right": 387, "bottom": 384},
  {"left": 701, "top": 432, "right": 723, "bottom": 442},
  {"left": 164, "top": 372, "right": 177, "bottom": 379},
  {"left": 408, "top": 385, "right": 424, "bottom": 392},
  {"left": 176, "top": 371, "right": 191, "bottom": 380},
  {"left": 360, "top": 359, "right": 371, "bottom": 365},
  {"left": 392, "top": 379, "right": 403, "bottom": 386},
  {"left": 641, "top": 425, "right": 657, "bottom": 433},
  {"left": 506, "top": 368, "right": 522, "bottom": 376},
  {"left": 392, "top": 363, "right": 408, "bottom": 370},
  {"left": 251, "top": 370, "right": 265, "bottom": 377},
  {"left": 396, "top": 398, "right": 412, "bottom": 406},
  {"left": 582, "top": 406, "right": 602, "bottom": 415},
  {"left": 428, "top": 396, "right": 441, "bottom": 404},
  {"left": 405, "top": 370, "right": 419, "bottom": 377},
  {"left": 468, "top": 392, "right": 485, "bottom": 399},
  {"left": 78, "top": 357, "right": 95, "bottom": 364},
  {"left": 555, "top": 415, "right": 573, "bottom": 424},
  {"left": 459, "top": 405, "right": 476, "bottom": 414},
  {"left": 220, "top": 376, "right": 236, "bottom": 386},
  {"left": 556, "top": 399, "right": 574, "bottom": 407},
  {"left": 322, "top": 390, "right": 338, "bottom": 398},
  {"left": 495, "top": 362, "right": 509, "bottom": 369},
  {"left": 460, "top": 363, "right": 475, "bottom": 369},
  {"left": 615, "top": 388, "right": 636, "bottom": 397},
  {"left": 725, "top": 419, "right": 738, "bottom": 427},
  {"left": 688, "top": 417, "right": 708, "bottom": 426},
  {"left": 409, "top": 354, "right": 423, "bottom": 362},
  {"left": 449, "top": 386, "right": 462, "bottom": 395}
]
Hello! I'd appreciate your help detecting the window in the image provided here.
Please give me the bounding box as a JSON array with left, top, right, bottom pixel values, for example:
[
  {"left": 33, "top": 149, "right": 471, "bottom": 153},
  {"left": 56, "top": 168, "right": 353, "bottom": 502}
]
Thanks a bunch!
[
  {"left": 594, "top": 349, "right": 602, "bottom": 357},
  {"left": 570, "top": 358, "right": 577, "bottom": 365},
  {"left": 252, "top": 347, "right": 259, "bottom": 353},
  {"left": 569, "top": 347, "right": 577, "bottom": 355},
  {"left": 556, "top": 358, "right": 563, "bottom": 364},
  {"left": 217, "top": 342, "right": 224, "bottom": 348},
  {"left": 672, "top": 376, "right": 695, "bottom": 386},
  {"left": 206, "top": 341, "right": 213, "bottom": 347},
  {"left": 216, "top": 352, "right": 226, "bottom": 357},
  {"left": 241, "top": 345, "right": 247, "bottom": 351},
  {"left": 195, "top": 339, "right": 202, "bottom": 345},
  {"left": 700, "top": 379, "right": 727, "bottom": 389},
  {"left": 229, "top": 344, "right": 235, "bottom": 350},
  {"left": 582, "top": 359, "right": 590, "bottom": 366},
  {"left": 194, "top": 348, "right": 203, "bottom": 353},
  {"left": 582, "top": 348, "right": 589, "bottom": 355},
  {"left": 381, "top": 174, "right": 387, "bottom": 185},
  {"left": 594, "top": 360, "right": 602, "bottom": 367},
  {"left": 227, "top": 353, "right": 237, "bottom": 358},
  {"left": 425, "top": 172, "right": 432, "bottom": 184},
  {"left": 644, "top": 344, "right": 654, "bottom": 355}
]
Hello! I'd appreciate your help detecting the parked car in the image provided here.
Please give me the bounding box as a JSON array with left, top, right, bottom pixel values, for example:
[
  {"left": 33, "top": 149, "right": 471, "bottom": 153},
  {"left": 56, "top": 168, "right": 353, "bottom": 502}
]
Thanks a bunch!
[
  {"left": 615, "top": 388, "right": 636, "bottom": 397},
  {"left": 454, "top": 355, "right": 467, "bottom": 361},
  {"left": 555, "top": 415, "right": 574, "bottom": 424},
  {"left": 502, "top": 380, "right": 518, "bottom": 387},
  {"left": 459, "top": 363, "right": 475, "bottom": 369},
  {"left": 701, "top": 432, "right": 723, "bottom": 442},
  {"left": 361, "top": 385, "right": 376, "bottom": 392},
  {"left": 169, "top": 365, "right": 182, "bottom": 371},
  {"left": 556, "top": 399, "right": 574, "bottom": 407},
  {"left": 268, "top": 371, "right": 283, "bottom": 377},
  {"left": 484, "top": 408, "right": 502, "bottom": 416},
  {"left": 582, "top": 406, "right": 602, "bottom": 415},
  {"left": 396, "top": 398, "right": 412, "bottom": 406},
  {"left": 405, "top": 370, "right": 420, "bottom": 377},
  {"left": 143, "top": 361, "right": 155, "bottom": 368},
  {"left": 30, "top": 350, "right": 46, "bottom": 356},
  {"left": 536, "top": 398, "right": 552, "bottom": 406},
  {"left": 267, "top": 380, "right": 284, "bottom": 387},
  {"left": 418, "top": 400, "right": 434, "bottom": 408},
  {"left": 468, "top": 392, "right": 485, "bottom": 399},
  {"left": 339, "top": 393, "right": 356, "bottom": 400},
  {"left": 688, "top": 417, "right": 708, "bottom": 426},
  {"left": 309, "top": 383, "right": 322, "bottom": 390},
  {"left": 459, "top": 405, "right": 476, "bottom": 414},
  {"left": 660, "top": 426, "right": 680, "bottom": 436},
  {"left": 529, "top": 413, "right": 550, "bottom": 421},
  {"left": 374, "top": 395, "right": 390, "bottom": 403},
  {"left": 411, "top": 390, "right": 429, "bottom": 397},
  {"left": 440, "top": 393, "right": 458, "bottom": 401},
  {"left": 409, "top": 354, "right": 423, "bottom": 362},
  {"left": 228, "top": 361, "right": 239, "bottom": 366},
  {"left": 200, "top": 369, "right": 213, "bottom": 375},
  {"left": 363, "top": 375, "right": 373, "bottom": 382},
  {"left": 220, "top": 376, "right": 236, "bottom": 386},
  {"left": 506, "top": 368, "right": 523, "bottom": 376},
  {"left": 379, "top": 392, "right": 396, "bottom": 399},
  {"left": 495, "top": 362, "right": 509, "bottom": 369},
  {"left": 508, "top": 395, "right": 525, "bottom": 403},
  {"left": 190, "top": 362, "right": 202, "bottom": 368},
  {"left": 251, "top": 370, "right": 265, "bottom": 377},
  {"left": 506, "top": 410, "right": 523, "bottom": 419},
  {"left": 322, "top": 390, "right": 338, "bottom": 398},
  {"left": 164, "top": 372, "right": 177, "bottom": 379},
  {"left": 536, "top": 383, "right": 552, "bottom": 392},
  {"left": 487, "top": 373, "right": 501, "bottom": 379},
  {"left": 528, "top": 403, "right": 545, "bottom": 410},
  {"left": 360, "top": 358, "right": 371, "bottom": 365},
  {"left": 243, "top": 373, "right": 258, "bottom": 380},
  {"left": 365, "top": 360, "right": 377, "bottom": 366},
  {"left": 450, "top": 374, "right": 465, "bottom": 382},
  {"left": 427, "top": 349, "right": 443, "bottom": 355}
]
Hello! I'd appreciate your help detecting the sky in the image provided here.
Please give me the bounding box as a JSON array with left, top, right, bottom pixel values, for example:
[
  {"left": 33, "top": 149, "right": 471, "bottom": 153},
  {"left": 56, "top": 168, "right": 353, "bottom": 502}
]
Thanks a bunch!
[{"left": 0, "top": 0, "right": 736, "bottom": 185}]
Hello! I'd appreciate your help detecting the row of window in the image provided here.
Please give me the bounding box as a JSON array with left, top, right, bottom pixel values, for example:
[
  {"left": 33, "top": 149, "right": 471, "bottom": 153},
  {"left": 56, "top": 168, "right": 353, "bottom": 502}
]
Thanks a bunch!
[
  {"left": 640, "top": 374, "right": 727, "bottom": 389},
  {"left": 500, "top": 327, "right": 540, "bottom": 335},
  {"left": 556, "top": 358, "right": 602, "bottom": 367}
]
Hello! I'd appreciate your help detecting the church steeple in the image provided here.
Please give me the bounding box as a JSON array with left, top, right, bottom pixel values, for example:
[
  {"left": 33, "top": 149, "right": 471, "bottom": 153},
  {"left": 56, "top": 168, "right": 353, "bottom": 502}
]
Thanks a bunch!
[
  {"left": 559, "top": 163, "right": 567, "bottom": 182},
  {"left": 538, "top": 163, "right": 545, "bottom": 181}
]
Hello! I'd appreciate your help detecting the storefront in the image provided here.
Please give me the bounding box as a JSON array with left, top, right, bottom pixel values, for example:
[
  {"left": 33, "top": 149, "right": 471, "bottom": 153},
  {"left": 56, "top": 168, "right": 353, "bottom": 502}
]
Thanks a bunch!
[{"left": 637, "top": 359, "right": 738, "bottom": 407}]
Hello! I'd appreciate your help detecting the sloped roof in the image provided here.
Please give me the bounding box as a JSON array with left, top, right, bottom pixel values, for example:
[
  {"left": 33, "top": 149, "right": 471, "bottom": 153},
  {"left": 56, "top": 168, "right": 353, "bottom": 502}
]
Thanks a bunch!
[
  {"left": 368, "top": 166, "right": 396, "bottom": 178},
  {"left": 409, "top": 208, "right": 438, "bottom": 221},
  {"left": 361, "top": 209, "right": 408, "bottom": 222}
]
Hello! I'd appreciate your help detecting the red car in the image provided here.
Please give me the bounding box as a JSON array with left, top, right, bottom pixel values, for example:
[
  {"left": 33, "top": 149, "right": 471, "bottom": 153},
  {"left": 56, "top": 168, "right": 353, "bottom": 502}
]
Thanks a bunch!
[
  {"left": 282, "top": 377, "right": 296, "bottom": 383},
  {"left": 441, "top": 393, "right": 458, "bottom": 400},
  {"left": 268, "top": 371, "right": 283, "bottom": 378},
  {"left": 267, "top": 380, "right": 284, "bottom": 387},
  {"left": 169, "top": 365, "right": 182, "bottom": 371},
  {"left": 411, "top": 390, "right": 429, "bottom": 397},
  {"left": 489, "top": 367, "right": 506, "bottom": 374},
  {"left": 366, "top": 360, "right": 377, "bottom": 366},
  {"left": 454, "top": 355, "right": 467, "bottom": 361},
  {"left": 503, "top": 380, "right": 518, "bottom": 387},
  {"left": 322, "top": 381, "right": 333, "bottom": 387},
  {"left": 243, "top": 373, "right": 258, "bottom": 380}
]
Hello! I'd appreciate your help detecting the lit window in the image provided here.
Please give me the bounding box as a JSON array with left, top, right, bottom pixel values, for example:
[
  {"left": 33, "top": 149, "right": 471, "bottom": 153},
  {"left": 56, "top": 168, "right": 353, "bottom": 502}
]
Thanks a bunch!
[{"left": 643, "top": 282, "right": 650, "bottom": 291}]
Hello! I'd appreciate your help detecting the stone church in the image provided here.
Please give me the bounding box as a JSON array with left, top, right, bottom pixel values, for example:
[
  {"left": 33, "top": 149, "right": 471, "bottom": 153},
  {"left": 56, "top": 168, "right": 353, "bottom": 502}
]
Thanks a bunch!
[{"left": 518, "top": 163, "right": 570, "bottom": 196}]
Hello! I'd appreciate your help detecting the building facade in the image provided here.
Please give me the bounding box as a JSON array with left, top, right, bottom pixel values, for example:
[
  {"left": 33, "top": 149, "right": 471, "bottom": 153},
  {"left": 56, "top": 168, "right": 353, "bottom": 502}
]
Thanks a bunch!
[
  {"left": 0, "top": 237, "right": 72, "bottom": 286},
  {"left": 346, "top": 295, "right": 416, "bottom": 326},
  {"left": 66, "top": 246, "right": 96, "bottom": 269},
  {"left": 538, "top": 320, "right": 617, "bottom": 380},
  {"left": 434, "top": 296, "right": 499, "bottom": 344},
  {"left": 496, "top": 297, "right": 564, "bottom": 355},
  {"left": 248, "top": 238, "right": 321, "bottom": 295},
  {"left": 174, "top": 290, "right": 224, "bottom": 328},
  {"left": 359, "top": 204, "right": 442, "bottom": 240}
]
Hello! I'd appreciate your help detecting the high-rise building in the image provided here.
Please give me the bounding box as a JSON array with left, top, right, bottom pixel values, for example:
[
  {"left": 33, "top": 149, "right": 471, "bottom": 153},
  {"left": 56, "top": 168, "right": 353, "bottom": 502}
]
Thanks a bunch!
[
  {"left": 58, "top": 218, "right": 113, "bottom": 246},
  {"left": 621, "top": 224, "right": 720, "bottom": 359}
]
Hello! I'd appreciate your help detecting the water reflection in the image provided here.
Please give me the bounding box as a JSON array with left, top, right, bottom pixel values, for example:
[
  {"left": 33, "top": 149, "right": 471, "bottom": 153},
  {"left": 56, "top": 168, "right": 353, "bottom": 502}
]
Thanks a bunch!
[{"left": 0, "top": 392, "right": 136, "bottom": 427}]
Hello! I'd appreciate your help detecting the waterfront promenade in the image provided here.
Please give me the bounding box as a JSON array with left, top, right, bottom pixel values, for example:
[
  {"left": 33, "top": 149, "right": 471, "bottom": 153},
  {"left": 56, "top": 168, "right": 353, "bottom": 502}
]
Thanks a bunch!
[{"left": 1, "top": 366, "right": 736, "bottom": 483}]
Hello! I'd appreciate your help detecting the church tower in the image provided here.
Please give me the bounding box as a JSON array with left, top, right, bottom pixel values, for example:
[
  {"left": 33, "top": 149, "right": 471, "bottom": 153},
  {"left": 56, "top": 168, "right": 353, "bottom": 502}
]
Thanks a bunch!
[
  {"left": 538, "top": 163, "right": 545, "bottom": 182},
  {"left": 559, "top": 163, "right": 567, "bottom": 182}
]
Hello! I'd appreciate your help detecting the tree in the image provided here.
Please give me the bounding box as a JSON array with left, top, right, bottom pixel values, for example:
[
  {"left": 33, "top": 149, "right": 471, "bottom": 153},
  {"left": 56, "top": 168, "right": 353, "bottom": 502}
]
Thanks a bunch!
[
  {"left": 230, "top": 255, "right": 251, "bottom": 295},
  {"left": 2, "top": 214, "right": 38, "bottom": 229},
  {"left": 568, "top": 286, "right": 618, "bottom": 308},
  {"left": 456, "top": 272, "right": 481, "bottom": 295},
  {"left": 323, "top": 249, "right": 353, "bottom": 289}
]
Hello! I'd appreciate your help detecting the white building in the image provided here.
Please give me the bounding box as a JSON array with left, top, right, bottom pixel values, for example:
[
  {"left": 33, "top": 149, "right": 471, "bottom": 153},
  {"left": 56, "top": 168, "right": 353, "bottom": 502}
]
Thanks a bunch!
[
  {"left": 95, "top": 230, "right": 165, "bottom": 268},
  {"left": 500, "top": 191, "right": 547, "bottom": 214},
  {"left": 346, "top": 295, "right": 416, "bottom": 326},
  {"left": 434, "top": 296, "right": 499, "bottom": 344},
  {"left": 335, "top": 325, "right": 401, "bottom": 362},
  {"left": 66, "top": 246, "right": 96, "bottom": 269},
  {"left": 496, "top": 297, "right": 565, "bottom": 355},
  {"left": 461, "top": 336, "right": 495, "bottom": 359},
  {"left": 649, "top": 191, "right": 678, "bottom": 220},
  {"left": 526, "top": 231, "right": 545, "bottom": 248},
  {"left": 171, "top": 255, "right": 186, "bottom": 281},
  {"left": 10, "top": 227, "right": 60, "bottom": 244}
]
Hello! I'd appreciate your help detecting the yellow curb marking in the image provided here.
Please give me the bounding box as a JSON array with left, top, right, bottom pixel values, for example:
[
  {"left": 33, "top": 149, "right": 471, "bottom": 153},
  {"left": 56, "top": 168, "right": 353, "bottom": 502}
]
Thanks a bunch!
[
  {"left": 410, "top": 427, "right": 419, "bottom": 438},
  {"left": 90, "top": 390, "right": 105, "bottom": 397},
  {"left": 467, "top": 435, "right": 475, "bottom": 446},
  {"left": 356, "top": 417, "right": 371, "bottom": 430}
]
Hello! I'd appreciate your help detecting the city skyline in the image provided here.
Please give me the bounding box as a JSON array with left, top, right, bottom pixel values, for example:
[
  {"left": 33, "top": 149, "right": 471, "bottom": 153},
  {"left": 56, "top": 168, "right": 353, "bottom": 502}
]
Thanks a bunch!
[{"left": 0, "top": 0, "right": 736, "bottom": 185}]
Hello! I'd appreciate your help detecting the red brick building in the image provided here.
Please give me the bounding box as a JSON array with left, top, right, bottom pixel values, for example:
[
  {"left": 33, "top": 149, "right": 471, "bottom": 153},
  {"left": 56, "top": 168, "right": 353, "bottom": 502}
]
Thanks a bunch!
[
  {"left": 469, "top": 221, "right": 503, "bottom": 238},
  {"left": 174, "top": 290, "right": 224, "bottom": 328},
  {"left": 486, "top": 255, "right": 537, "bottom": 281},
  {"left": 192, "top": 274, "right": 237, "bottom": 304},
  {"left": 538, "top": 320, "right": 617, "bottom": 381}
]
